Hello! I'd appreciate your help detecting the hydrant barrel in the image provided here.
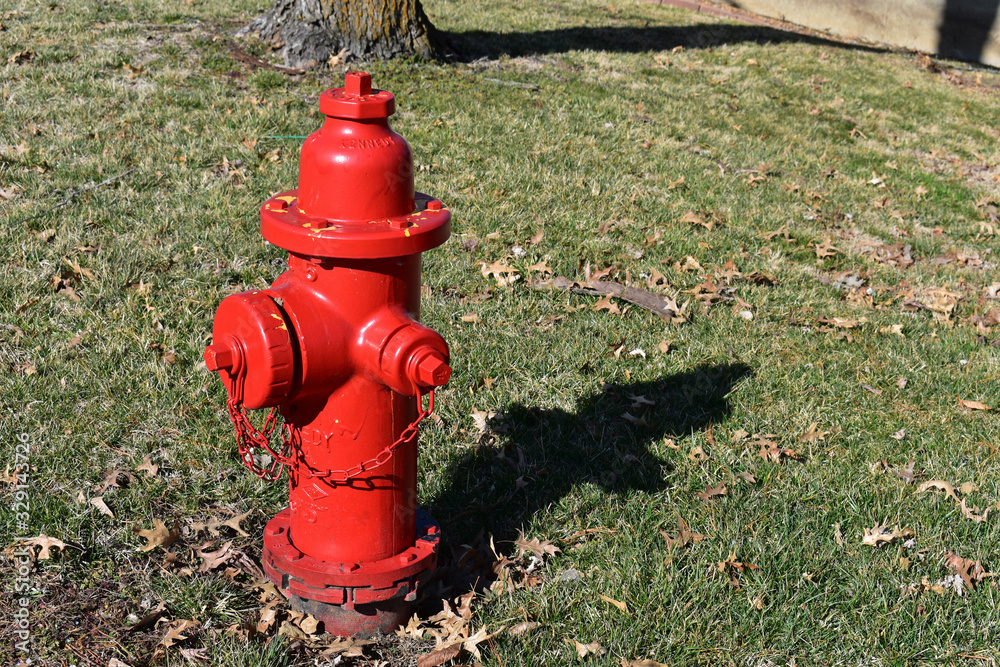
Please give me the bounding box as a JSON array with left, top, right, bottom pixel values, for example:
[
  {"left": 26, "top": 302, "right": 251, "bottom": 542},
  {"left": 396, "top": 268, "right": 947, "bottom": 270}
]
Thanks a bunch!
[{"left": 205, "top": 72, "right": 450, "bottom": 637}]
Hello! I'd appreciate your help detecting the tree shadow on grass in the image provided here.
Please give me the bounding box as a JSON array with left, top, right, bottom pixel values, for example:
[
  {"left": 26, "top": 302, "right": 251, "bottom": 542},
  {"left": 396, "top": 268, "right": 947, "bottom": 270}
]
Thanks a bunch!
[
  {"left": 443, "top": 23, "right": 882, "bottom": 61},
  {"left": 427, "top": 362, "right": 752, "bottom": 555}
]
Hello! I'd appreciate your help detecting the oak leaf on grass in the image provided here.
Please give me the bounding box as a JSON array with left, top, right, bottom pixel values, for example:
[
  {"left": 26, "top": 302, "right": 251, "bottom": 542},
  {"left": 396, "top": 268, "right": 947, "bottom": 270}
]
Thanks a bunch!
[
  {"left": 196, "top": 541, "right": 234, "bottom": 572},
  {"left": 598, "top": 594, "right": 629, "bottom": 613},
  {"left": 136, "top": 453, "right": 159, "bottom": 477},
  {"left": 160, "top": 619, "right": 201, "bottom": 648},
  {"left": 14, "top": 535, "right": 69, "bottom": 561},
  {"left": 90, "top": 496, "right": 114, "bottom": 517},
  {"left": 508, "top": 621, "right": 540, "bottom": 636},
  {"left": 319, "top": 637, "right": 372, "bottom": 658},
  {"left": 718, "top": 552, "right": 760, "bottom": 587},
  {"left": 135, "top": 518, "right": 180, "bottom": 552},
  {"left": 567, "top": 639, "right": 605, "bottom": 660},
  {"left": 815, "top": 241, "right": 839, "bottom": 259},
  {"left": 417, "top": 644, "right": 461, "bottom": 667},
  {"left": 944, "top": 551, "right": 989, "bottom": 592},
  {"left": 661, "top": 515, "right": 707, "bottom": 550},
  {"left": 514, "top": 531, "right": 560, "bottom": 559},
  {"left": 916, "top": 479, "right": 960, "bottom": 503},
  {"left": 959, "top": 498, "right": 991, "bottom": 523},
  {"left": 799, "top": 422, "right": 829, "bottom": 443},
  {"left": 695, "top": 483, "right": 727, "bottom": 501},
  {"left": 592, "top": 295, "right": 621, "bottom": 315},
  {"left": 892, "top": 460, "right": 919, "bottom": 483},
  {"left": 862, "top": 524, "right": 912, "bottom": 547},
  {"left": 526, "top": 259, "right": 553, "bottom": 275}
]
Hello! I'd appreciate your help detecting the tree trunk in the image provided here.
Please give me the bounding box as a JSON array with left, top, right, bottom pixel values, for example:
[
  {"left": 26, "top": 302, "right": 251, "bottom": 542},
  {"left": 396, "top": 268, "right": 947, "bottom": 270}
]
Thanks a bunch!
[{"left": 244, "top": 0, "right": 440, "bottom": 70}]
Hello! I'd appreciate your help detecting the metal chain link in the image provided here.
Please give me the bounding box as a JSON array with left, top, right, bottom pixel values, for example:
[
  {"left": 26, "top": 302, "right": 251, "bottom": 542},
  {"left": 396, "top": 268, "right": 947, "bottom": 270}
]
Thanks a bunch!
[
  {"left": 224, "top": 389, "right": 435, "bottom": 483},
  {"left": 226, "top": 399, "right": 292, "bottom": 481}
]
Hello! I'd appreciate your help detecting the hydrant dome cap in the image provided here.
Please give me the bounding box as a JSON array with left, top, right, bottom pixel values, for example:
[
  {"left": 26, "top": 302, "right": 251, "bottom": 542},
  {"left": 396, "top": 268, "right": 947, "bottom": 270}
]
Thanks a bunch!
[{"left": 319, "top": 71, "right": 395, "bottom": 120}]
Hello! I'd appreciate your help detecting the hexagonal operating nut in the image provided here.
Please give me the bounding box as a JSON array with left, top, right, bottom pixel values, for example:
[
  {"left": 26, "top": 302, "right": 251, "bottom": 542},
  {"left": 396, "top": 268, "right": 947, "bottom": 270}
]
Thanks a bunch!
[
  {"left": 204, "top": 343, "right": 235, "bottom": 372},
  {"left": 414, "top": 351, "right": 451, "bottom": 388}
]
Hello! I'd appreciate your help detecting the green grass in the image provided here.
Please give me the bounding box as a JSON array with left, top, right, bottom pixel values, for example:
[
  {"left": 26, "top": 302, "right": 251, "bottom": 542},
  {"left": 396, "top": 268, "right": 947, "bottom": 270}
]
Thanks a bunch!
[{"left": 3, "top": 0, "right": 1000, "bottom": 665}]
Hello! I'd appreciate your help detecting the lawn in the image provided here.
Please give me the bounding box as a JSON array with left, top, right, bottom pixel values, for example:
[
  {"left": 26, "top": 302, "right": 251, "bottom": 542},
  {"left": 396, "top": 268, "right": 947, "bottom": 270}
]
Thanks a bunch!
[{"left": 2, "top": 0, "right": 1000, "bottom": 665}]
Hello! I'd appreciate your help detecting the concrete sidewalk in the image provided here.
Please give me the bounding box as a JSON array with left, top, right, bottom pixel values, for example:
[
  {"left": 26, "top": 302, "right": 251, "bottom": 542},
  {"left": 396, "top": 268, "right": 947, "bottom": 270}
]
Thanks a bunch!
[{"left": 651, "top": 0, "right": 1000, "bottom": 67}]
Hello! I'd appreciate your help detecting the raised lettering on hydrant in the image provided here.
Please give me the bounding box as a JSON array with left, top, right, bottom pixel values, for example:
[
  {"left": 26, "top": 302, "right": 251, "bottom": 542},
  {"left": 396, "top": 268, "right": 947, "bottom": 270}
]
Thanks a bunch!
[{"left": 204, "top": 72, "right": 451, "bottom": 637}]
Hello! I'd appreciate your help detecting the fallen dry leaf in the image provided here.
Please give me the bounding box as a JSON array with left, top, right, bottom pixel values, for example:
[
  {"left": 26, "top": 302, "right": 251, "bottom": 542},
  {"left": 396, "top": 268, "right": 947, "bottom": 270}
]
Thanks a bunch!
[
  {"left": 799, "top": 422, "right": 829, "bottom": 443},
  {"left": 893, "top": 460, "right": 919, "bottom": 484},
  {"left": 916, "top": 479, "right": 960, "bottom": 503},
  {"left": 160, "top": 619, "right": 201, "bottom": 648},
  {"left": 319, "top": 636, "right": 373, "bottom": 658},
  {"left": 90, "top": 496, "right": 114, "bottom": 517},
  {"left": 862, "top": 524, "right": 912, "bottom": 547},
  {"left": 278, "top": 619, "right": 307, "bottom": 639},
  {"left": 879, "top": 324, "right": 905, "bottom": 338},
  {"left": 757, "top": 439, "right": 801, "bottom": 463},
  {"left": 624, "top": 661, "right": 669, "bottom": 667},
  {"left": 695, "top": 483, "right": 727, "bottom": 501},
  {"left": 514, "top": 531, "right": 561, "bottom": 559},
  {"left": 470, "top": 408, "right": 496, "bottom": 434},
  {"left": 717, "top": 553, "right": 761, "bottom": 587},
  {"left": 680, "top": 210, "right": 713, "bottom": 230},
  {"left": 815, "top": 240, "right": 839, "bottom": 259},
  {"left": 622, "top": 412, "right": 649, "bottom": 427},
  {"left": 959, "top": 399, "right": 991, "bottom": 411},
  {"left": 508, "top": 621, "right": 540, "bottom": 636},
  {"left": 99, "top": 468, "right": 137, "bottom": 493},
  {"left": 480, "top": 259, "right": 521, "bottom": 287},
  {"left": 179, "top": 648, "right": 209, "bottom": 663},
  {"left": 217, "top": 510, "right": 252, "bottom": 537},
  {"left": 257, "top": 606, "right": 279, "bottom": 634},
  {"left": 134, "top": 519, "right": 180, "bottom": 552},
  {"left": 592, "top": 295, "right": 622, "bottom": 315},
  {"left": 295, "top": 612, "right": 322, "bottom": 635},
  {"left": 136, "top": 453, "right": 159, "bottom": 478},
  {"left": 688, "top": 445, "right": 709, "bottom": 462},
  {"left": 16, "top": 535, "right": 69, "bottom": 560},
  {"left": 395, "top": 614, "right": 425, "bottom": 640},
  {"left": 417, "top": 644, "right": 462, "bottom": 667},
  {"left": 196, "top": 541, "right": 234, "bottom": 572},
  {"left": 818, "top": 317, "right": 865, "bottom": 329},
  {"left": 661, "top": 515, "right": 707, "bottom": 550},
  {"left": 944, "top": 551, "right": 989, "bottom": 592},
  {"left": 597, "top": 594, "right": 629, "bottom": 613},
  {"left": 959, "top": 498, "right": 991, "bottom": 523},
  {"left": 526, "top": 259, "right": 553, "bottom": 275},
  {"left": 567, "top": 639, "right": 605, "bottom": 660}
]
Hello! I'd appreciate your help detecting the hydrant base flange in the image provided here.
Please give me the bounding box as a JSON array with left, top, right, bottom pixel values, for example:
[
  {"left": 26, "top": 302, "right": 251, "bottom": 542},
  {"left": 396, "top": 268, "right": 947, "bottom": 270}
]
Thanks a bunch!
[
  {"left": 263, "top": 508, "right": 440, "bottom": 631},
  {"left": 289, "top": 594, "right": 411, "bottom": 639}
]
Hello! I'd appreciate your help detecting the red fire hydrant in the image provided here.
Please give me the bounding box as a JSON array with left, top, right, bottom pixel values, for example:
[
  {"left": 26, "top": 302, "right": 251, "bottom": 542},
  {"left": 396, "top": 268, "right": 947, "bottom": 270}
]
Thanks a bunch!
[{"left": 204, "top": 72, "right": 451, "bottom": 636}]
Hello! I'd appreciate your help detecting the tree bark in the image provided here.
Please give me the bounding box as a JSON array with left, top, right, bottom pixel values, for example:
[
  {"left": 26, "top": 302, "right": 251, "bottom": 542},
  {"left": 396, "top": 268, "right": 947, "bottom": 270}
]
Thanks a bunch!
[{"left": 243, "top": 0, "right": 440, "bottom": 70}]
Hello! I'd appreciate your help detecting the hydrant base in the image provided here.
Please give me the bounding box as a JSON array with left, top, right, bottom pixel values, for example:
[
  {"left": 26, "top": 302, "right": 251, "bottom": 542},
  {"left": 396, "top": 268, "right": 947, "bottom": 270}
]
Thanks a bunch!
[
  {"left": 263, "top": 508, "right": 440, "bottom": 635},
  {"left": 290, "top": 594, "right": 411, "bottom": 638}
]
